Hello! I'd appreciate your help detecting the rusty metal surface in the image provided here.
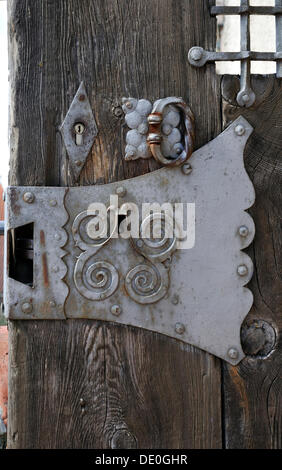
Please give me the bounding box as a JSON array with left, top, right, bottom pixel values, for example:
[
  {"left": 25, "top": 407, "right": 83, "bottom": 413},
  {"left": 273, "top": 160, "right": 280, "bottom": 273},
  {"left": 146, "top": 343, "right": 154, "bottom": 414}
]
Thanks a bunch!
[
  {"left": 4, "top": 187, "right": 68, "bottom": 319},
  {"left": 4, "top": 117, "right": 255, "bottom": 364}
]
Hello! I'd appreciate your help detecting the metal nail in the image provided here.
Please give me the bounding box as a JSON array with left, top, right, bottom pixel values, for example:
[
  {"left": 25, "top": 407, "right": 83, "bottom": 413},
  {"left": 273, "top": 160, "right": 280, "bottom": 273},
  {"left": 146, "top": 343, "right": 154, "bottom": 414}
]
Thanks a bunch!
[
  {"left": 21, "top": 302, "right": 33, "bottom": 314},
  {"left": 235, "top": 124, "right": 245, "bottom": 136},
  {"left": 238, "top": 225, "right": 249, "bottom": 237},
  {"left": 116, "top": 186, "right": 126, "bottom": 197},
  {"left": 111, "top": 304, "right": 122, "bottom": 316},
  {"left": 237, "top": 264, "right": 248, "bottom": 276},
  {"left": 23, "top": 192, "right": 35, "bottom": 204},
  {"left": 182, "top": 163, "right": 192, "bottom": 175},
  {"left": 175, "top": 322, "right": 185, "bottom": 334},
  {"left": 228, "top": 348, "right": 239, "bottom": 360}
]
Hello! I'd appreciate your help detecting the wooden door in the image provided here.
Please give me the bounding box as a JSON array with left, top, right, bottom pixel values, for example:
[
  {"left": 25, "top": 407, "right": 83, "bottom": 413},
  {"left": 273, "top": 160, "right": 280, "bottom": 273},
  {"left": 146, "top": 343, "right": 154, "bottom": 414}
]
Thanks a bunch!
[{"left": 7, "top": 0, "right": 281, "bottom": 449}]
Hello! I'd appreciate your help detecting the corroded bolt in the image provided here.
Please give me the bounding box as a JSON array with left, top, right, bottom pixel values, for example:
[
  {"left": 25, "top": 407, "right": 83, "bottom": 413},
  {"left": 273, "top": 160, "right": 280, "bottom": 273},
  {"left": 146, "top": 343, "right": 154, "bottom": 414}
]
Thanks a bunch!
[
  {"left": 190, "top": 47, "right": 203, "bottom": 61},
  {"left": 175, "top": 322, "right": 185, "bottom": 335},
  {"left": 235, "top": 124, "right": 245, "bottom": 136},
  {"left": 237, "top": 264, "right": 248, "bottom": 276},
  {"left": 111, "top": 304, "right": 122, "bottom": 316},
  {"left": 21, "top": 302, "right": 33, "bottom": 314},
  {"left": 228, "top": 347, "right": 239, "bottom": 360},
  {"left": 23, "top": 192, "right": 35, "bottom": 204},
  {"left": 116, "top": 186, "right": 126, "bottom": 197},
  {"left": 238, "top": 225, "right": 249, "bottom": 237},
  {"left": 181, "top": 163, "right": 192, "bottom": 175},
  {"left": 75, "top": 160, "right": 82, "bottom": 167}
]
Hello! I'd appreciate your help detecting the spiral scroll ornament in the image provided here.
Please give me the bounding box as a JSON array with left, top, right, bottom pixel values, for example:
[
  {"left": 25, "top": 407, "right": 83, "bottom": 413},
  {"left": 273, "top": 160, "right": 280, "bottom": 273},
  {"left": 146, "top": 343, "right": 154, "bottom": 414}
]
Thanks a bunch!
[
  {"left": 134, "top": 212, "right": 177, "bottom": 263},
  {"left": 125, "top": 212, "right": 177, "bottom": 304},
  {"left": 125, "top": 262, "right": 169, "bottom": 305},
  {"left": 73, "top": 209, "right": 119, "bottom": 300},
  {"left": 74, "top": 256, "right": 119, "bottom": 300}
]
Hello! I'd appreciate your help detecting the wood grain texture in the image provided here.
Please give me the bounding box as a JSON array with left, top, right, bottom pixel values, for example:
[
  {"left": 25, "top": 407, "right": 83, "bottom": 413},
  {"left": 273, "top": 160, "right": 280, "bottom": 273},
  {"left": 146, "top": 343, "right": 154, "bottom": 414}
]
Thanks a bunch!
[
  {"left": 222, "top": 76, "right": 282, "bottom": 449},
  {"left": 8, "top": 0, "right": 222, "bottom": 448}
]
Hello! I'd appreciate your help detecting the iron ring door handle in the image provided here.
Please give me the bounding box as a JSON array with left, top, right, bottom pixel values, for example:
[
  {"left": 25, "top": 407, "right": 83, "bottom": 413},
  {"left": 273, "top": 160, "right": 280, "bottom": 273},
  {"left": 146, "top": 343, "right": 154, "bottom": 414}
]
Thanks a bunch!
[{"left": 147, "top": 97, "right": 195, "bottom": 167}]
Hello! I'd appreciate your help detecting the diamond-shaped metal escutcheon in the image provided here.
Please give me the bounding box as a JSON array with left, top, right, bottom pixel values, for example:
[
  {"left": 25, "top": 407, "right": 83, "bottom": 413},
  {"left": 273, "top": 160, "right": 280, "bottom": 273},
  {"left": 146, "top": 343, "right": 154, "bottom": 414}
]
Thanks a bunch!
[{"left": 60, "top": 82, "right": 98, "bottom": 180}]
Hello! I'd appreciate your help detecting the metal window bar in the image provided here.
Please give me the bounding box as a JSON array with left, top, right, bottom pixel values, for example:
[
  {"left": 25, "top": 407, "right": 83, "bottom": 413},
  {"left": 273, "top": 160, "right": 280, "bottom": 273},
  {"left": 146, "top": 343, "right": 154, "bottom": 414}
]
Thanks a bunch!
[{"left": 188, "top": 0, "right": 282, "bottom": 107}]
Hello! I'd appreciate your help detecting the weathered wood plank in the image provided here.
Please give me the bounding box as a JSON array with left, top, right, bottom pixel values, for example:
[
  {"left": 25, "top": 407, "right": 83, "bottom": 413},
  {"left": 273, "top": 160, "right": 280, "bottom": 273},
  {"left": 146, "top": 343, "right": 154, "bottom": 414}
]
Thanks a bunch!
[
  {"left": 222, "top": 76, "right": 282, "bottom": 449},
  {"left": 8, "top": 0, "right": 222, "bottom": 448}
]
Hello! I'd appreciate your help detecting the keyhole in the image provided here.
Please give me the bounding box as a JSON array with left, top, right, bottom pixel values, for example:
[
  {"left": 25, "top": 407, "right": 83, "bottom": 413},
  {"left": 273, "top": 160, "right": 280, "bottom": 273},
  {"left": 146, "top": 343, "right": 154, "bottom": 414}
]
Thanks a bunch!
[{"left": 74, "top": 122, "right": 85, "bottom": 146}]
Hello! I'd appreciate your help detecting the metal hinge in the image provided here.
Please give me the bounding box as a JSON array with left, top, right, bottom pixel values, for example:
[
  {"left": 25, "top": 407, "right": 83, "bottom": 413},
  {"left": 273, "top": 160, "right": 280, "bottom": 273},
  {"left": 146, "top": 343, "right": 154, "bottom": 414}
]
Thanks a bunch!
[{"left": 3, "top": 117, "right": 255, "bottom": 365}]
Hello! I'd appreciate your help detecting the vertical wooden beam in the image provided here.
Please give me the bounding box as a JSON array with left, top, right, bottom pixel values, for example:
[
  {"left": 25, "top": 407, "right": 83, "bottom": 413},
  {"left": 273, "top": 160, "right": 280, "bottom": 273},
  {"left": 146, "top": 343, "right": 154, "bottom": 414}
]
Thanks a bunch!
[
  {"left": 8, "top": 0, "right": 222, "bottom": 448},
  {"left": 222, "top": 76, "right": 282, "bottom": 449}
]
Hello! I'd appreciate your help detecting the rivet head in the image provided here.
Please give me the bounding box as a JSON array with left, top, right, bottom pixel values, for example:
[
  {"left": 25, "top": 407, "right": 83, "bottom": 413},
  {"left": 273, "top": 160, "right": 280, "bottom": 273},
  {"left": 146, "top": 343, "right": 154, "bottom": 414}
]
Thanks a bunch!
[
  {"left": 136, "top": 239, "right": 144, "bottom": 248},
  {"left": 175, "top": 322, "right": 185, "bottom": 335},
  {"left": 228, "top": 348, "right": 239, "bottom": 360},
  {"left": 116, "top": 186, "right": 126, "bottom": 197},
  {"left": 171, "top": 294, "right": 179, "bottom": 305},
  {"left": 51, "top": 266, "right": 59, "bottom": 273},
  {"left": 182, "top": 163, "right": 192, "bottom": 175},
  {"left": 54, "top": 233, "right": 61, "bottom": 241},
  {"left": 242, "top": 94, "right": 250, "bottom": 103},
  {"left": 125, "top": 101, "right": 133, "bottom": 109},
  {"left": 49, "top": 301, "right": 56, "bottom": 308},
  {"left": 235, "top": 124, "right": 245, "bottom": 136},
  {"left": 21, "top": 302, "right": 33, "bottom": 314},
  {"left": 112, "top": 105, "right": 123, "bottom": 118},
  {"left": 190, "top": 47, "right": 203, "bottom": 61},
  {"left": 49, "top": 199, "right": 57, "bottom": 207},
  {"left": 111, "top": 304, "right": 122, "bottom": 316},
  {"left": 238, "top": 225, "right": 249, "bottom": 237},
  {"left": 23, "top": 192, "right": 35, "bottom": 204},
  {"left": 237, "top": 264, "right": 248, "bottom": 276}
]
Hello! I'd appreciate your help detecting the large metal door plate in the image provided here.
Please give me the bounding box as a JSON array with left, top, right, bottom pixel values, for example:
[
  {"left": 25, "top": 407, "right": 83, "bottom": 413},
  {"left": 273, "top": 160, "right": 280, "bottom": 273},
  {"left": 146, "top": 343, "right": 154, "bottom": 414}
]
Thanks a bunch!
[{"left": 4, "top": 117, "right": 255, "bottom": 364}]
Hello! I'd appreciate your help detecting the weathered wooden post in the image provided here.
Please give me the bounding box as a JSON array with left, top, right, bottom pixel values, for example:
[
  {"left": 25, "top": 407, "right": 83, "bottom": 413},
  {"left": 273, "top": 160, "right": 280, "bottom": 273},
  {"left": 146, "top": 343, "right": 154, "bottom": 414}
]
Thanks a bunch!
[
  {"left": 6, "top": 0, "right": 281, "bottom": 449},
  {"left": 7, "top": 0, "right": 222, "bottom": 449}
]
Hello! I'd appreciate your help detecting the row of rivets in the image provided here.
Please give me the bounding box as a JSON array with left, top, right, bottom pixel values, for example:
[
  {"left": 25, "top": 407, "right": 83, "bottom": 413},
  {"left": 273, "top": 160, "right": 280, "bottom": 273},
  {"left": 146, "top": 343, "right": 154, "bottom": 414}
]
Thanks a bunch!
[
  {"left": 23, "top": 192, "right": 58, "bottom": 208},
  {"left": 21, "top": 300, "right": 56, "bottom": 313}
]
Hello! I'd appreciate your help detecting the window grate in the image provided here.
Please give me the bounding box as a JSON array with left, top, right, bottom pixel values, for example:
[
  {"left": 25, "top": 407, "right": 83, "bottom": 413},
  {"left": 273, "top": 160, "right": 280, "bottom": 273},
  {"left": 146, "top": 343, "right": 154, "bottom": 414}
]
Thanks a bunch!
[{"left": 188, "top": 0, "right": 282, "bottom": 107}]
